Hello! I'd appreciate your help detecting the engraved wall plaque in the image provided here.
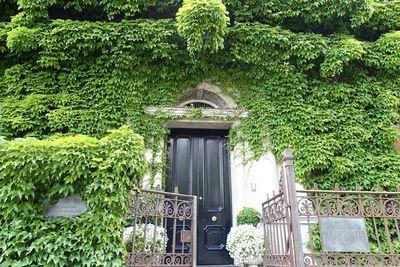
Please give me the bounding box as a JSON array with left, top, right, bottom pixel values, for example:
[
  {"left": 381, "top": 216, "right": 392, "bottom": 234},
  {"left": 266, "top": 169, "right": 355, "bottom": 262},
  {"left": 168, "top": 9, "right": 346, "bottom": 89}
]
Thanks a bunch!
[
  {"left": 319, "top": 217, "right": 370, "bottom": 252},
  {"left": 44, "top": 194, "right": 88, "bottom": 218}
]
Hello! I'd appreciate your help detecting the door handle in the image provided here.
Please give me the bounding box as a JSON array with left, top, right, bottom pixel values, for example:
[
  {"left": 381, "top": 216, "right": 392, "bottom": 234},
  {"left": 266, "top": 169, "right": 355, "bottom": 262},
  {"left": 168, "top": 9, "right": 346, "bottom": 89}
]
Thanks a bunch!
[{"left": 211, "top": 216, "right": 217, "bottom": 222}]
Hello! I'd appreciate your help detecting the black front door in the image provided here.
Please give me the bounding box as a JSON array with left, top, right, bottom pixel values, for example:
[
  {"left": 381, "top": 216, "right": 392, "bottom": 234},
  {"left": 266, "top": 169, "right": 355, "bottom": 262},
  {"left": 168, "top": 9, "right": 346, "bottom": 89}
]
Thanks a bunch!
[{"left": 168, "top": 129, "right": 233, "bottom": 265}]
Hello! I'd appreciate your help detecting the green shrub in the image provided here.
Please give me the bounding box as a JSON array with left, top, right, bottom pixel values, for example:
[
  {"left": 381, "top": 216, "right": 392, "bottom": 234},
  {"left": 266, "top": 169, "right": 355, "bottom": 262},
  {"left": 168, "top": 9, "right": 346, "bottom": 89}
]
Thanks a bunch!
[
  {"left": 0, "top": 126, "right": 146, "bottom": 266},
  {"left": 236, "top": 207, "right": 261, "bottom": 227}
]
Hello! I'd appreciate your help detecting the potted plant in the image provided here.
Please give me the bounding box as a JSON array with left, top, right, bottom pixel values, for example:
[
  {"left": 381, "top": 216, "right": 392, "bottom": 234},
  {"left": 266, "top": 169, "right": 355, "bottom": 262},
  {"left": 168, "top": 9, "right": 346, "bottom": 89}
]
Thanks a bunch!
[
  {"left": 236, "top": 207, "right": 262, "bottom": 227},
  {"left": 227, "top": 208, "right": 264, "bottom": 266}
]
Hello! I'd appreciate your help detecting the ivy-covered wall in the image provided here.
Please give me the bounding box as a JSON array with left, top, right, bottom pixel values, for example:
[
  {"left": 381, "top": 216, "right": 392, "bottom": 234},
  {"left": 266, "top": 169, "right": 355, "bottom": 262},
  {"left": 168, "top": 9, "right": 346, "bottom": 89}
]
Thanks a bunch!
[
  {"left": 0, "top": 127, "right": 146, "bottom": 266},
  {"left": 0, "top": 0, "right": 399, "bottom": 191}
]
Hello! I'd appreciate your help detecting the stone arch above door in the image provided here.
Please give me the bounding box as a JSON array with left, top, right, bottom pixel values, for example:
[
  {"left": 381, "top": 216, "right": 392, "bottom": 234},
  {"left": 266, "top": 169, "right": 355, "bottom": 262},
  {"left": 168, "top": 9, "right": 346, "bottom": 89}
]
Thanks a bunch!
[
  {"left": 145, "top": 82, "right": 245, "bottom": 129},
  {"left": 177, "top": 82, "right": 236, "bottom": 109}
]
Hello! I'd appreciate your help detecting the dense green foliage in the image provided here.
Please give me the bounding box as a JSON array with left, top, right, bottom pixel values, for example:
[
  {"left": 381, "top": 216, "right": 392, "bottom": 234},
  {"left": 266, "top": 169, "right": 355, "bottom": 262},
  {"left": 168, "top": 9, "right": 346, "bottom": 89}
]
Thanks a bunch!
[
  {"left": 0, "top": 126, "right": 146, "bottom": 266},
  {"left": 176, "top": 0, "right": 229, "bottom": 54},
  {"left": 236, "top": 207, "right": 261, "bottom": 226},
  {"left": 0, "top": 0, "right": 399, "bottom": 265},
  {"left": 0, "top": 0, "right": 399, "bottom": 192}
]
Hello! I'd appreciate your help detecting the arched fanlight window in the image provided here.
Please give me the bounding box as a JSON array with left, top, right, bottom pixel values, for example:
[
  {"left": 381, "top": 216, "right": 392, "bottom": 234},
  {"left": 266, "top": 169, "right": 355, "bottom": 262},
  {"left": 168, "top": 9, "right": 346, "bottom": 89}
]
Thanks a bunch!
[
  {"left": 178, "top": 91, "right": 223, "bottom": 108},
  {"left": 177, "top": 83, "right": 236, "bottom": 109},
  {"left": 183, "top": 101, "right": 215, "bottom": 109}
]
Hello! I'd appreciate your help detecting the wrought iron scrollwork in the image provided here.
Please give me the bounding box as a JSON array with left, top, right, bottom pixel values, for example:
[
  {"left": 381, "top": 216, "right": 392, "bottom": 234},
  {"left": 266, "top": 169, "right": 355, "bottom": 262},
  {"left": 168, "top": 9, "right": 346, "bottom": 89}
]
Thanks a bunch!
[
  {"left": 263, "top": 149, "right": 400, "bottom": 267},
  {"left": 127, "top": 189, "right": 196, "bottom": 267}
]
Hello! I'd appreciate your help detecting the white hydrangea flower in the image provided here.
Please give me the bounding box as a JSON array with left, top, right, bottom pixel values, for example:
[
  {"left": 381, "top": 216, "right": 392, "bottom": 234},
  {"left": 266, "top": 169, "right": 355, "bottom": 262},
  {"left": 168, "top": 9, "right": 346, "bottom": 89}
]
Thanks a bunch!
[
  {"left": 123, "top": 223, "right": 168, "bottom": 253},
  {"left": 226, "top": 224, "right": 265, "bottom": 264}
]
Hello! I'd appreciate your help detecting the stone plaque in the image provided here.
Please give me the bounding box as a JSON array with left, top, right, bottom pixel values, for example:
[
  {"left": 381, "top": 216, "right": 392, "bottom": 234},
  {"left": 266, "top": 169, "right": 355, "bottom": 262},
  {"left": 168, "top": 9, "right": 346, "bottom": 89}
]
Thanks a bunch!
[
  {"left": 44, "top": 194, "right": 87, "bottom": 218},
  {"left": 319, "top": 217, "right": 370, "bottom": 252}
]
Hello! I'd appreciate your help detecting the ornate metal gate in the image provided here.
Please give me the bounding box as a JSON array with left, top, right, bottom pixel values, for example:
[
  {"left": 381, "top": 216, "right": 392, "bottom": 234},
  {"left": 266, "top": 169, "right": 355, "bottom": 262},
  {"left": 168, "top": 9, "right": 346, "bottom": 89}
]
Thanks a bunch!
[
  {"left": 126, "top": 189, "right": 197, "bottom": 267},
  {"left": 262, "top": 149, "right": 400, "bottom": 267}
]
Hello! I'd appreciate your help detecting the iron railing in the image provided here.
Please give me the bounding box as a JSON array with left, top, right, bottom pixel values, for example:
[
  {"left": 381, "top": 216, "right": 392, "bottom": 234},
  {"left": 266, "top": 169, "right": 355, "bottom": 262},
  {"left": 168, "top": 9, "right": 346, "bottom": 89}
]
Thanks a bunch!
[
  {"left": 263, "top": 149, "right": 400, "bottom": 267},
  {"left": 297, "top": 187, "right": 400, "bottom": 266},
  {"left": 126, "top": 189, "right": 197, "bottom": 267},
  {"left": 262, "top": 149, "right": 303, "bottom": 267}
]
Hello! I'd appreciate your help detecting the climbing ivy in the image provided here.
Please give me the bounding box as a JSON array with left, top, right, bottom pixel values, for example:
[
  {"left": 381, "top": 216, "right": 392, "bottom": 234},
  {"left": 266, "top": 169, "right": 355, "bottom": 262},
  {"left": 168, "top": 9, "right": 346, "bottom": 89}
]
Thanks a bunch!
[
  {"left": 0, "top": 0, "right": 399, "bottom": 265},
  {"left": 176, "top": 0, "right": 229, "bottom": 54},
  {"left": 0, "top": 0, "right": 18, "bottom": 22},
  {"left": 17, "top": 0, "right": 154, "bottom": 21},
  {"left": 224, "top": 0, "right": 374, "bottom": 28},
  {"left": 0, "top": 126, "right": 146, "bottom": 266},
  {"left": 0, "top": 0, "right": 399, "bottom": 193},
  {"left": 226, "top": 69, "right": 400, "bottom": 190}
]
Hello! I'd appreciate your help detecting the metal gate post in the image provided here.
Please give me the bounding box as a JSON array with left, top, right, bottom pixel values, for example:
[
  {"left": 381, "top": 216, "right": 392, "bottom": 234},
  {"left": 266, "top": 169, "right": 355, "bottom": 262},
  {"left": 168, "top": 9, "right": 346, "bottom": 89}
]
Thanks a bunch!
[
  {"left": 192, "top": 195, "right": 197, "bottom": 267},
  {"left": 282, "top": 149, "right": 305, "bottom": 267}
]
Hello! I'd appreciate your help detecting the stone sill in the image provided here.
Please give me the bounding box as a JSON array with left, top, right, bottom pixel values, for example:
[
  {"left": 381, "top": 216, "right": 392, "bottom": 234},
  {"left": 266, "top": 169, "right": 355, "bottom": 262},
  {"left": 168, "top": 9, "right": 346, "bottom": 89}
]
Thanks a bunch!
[{"left": 145, "top": 107, "right": 248, "bottom": 119}]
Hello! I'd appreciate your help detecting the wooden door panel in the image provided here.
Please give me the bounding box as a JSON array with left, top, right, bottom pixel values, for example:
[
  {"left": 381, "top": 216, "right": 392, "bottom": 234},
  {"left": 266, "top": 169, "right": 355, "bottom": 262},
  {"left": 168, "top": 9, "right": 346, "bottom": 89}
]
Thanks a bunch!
[
  {"left": 204, "top": 138, "right": 225, "bottom": 212},
  {"left": 204, "top": 226, "right": 226, "bottom": 251},
  {"left": 168, "top": 130, "right": 232, "bottom": 265},
  {"left": 174, "top": 137, "right": 191, "bottom": 195}
]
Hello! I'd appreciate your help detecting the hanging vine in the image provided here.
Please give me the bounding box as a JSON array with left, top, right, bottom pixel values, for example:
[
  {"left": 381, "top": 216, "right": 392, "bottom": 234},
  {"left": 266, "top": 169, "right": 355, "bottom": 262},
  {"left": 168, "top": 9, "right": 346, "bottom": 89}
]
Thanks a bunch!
[{"left": 0, "top": 0, "right": 399, "bottom": 191}]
